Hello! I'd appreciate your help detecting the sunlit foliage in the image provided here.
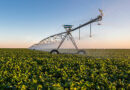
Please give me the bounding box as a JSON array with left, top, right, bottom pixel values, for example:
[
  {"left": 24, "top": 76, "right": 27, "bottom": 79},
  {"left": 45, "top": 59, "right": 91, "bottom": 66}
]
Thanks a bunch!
[{"left": 0, "top": 49, "right": 129, "bottom": 89}]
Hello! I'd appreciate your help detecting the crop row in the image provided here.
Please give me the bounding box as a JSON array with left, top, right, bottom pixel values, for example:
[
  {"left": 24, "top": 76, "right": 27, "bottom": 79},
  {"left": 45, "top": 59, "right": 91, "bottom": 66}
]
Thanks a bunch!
[{"left": 0, "top": 49, "right": 129, "bottom": 89}]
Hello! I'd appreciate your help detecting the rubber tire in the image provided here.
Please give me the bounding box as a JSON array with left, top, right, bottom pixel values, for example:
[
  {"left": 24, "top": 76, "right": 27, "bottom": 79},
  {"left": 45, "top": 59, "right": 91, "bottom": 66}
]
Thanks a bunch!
[
  {"left": 50, "top": 49, "right": 59, "bottom": 54},
  {"left": 77, "top": 50, "right": 86, "bottom": 55}
]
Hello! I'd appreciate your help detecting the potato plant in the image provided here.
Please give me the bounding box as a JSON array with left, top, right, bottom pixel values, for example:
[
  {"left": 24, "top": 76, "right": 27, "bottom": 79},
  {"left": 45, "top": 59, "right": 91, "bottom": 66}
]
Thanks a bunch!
[{"left": 0, "top": 49, "right": 129, "bottom": 89}]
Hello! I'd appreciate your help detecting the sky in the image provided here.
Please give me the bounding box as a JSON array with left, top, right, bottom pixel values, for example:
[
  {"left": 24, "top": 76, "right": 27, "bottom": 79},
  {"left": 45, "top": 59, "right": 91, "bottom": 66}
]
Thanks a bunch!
[{"left": 0, "top": 0, "right": 130, "bottom": 48}]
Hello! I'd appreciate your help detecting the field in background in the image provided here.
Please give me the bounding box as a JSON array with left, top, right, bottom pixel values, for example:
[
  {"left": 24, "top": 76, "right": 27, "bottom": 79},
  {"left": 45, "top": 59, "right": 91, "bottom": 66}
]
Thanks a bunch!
[
  {"left": 86, "top": 49, "right": 130, "bottom": 58},
  {"left": 0, "top": 49, "right": 129, "bottom": 89},
  {"left": 59, "top": 49, "right": 130, "bottom": 58}
]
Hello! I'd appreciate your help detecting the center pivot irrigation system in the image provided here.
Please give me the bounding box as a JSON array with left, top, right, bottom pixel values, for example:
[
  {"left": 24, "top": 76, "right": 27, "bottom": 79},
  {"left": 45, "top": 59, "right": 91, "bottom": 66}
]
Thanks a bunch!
[{"left": 29, "top": 9, "right": 103, "bottom": 54}]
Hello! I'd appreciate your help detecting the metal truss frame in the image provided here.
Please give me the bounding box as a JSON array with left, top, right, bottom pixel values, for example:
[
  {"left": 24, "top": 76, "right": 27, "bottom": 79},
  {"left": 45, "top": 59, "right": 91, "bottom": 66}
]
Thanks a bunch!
[{"left": 30, "top": 9, "right": 103, "bottom": 51}]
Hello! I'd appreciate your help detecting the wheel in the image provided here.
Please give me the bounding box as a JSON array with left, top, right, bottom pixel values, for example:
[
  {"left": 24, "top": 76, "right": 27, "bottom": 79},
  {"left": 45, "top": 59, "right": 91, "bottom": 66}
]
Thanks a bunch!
[
  {"left": 50, "top": 49, "right": 59, "bottom": 54},
  {"left": 77, "top": 50, "right": 86, "bottom": 55}
]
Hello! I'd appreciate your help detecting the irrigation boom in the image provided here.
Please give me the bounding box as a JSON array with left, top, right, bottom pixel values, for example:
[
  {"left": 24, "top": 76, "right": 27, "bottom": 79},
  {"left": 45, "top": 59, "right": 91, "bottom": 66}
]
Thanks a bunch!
[{"left": 30, "top": 9, "right": 103, "bottom": 54}]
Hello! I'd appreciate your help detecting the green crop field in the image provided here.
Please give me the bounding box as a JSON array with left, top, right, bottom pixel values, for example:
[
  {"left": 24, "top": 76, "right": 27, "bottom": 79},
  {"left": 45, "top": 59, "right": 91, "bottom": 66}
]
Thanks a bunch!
[{"left": 0, "top": 49, "right": 129, "bottom": 89}]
